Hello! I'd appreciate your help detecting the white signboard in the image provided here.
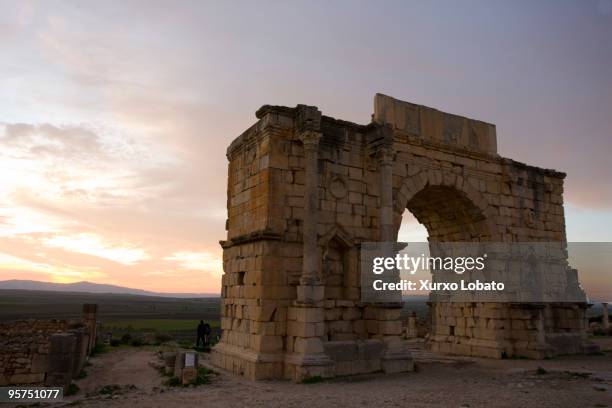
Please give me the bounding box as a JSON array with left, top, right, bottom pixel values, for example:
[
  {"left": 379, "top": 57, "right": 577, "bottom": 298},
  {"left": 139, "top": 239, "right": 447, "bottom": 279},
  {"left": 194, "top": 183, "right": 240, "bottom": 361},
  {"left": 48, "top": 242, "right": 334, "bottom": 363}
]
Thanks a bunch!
[{"left": 185, "top": 352, "right": 195, "bottom": 367}]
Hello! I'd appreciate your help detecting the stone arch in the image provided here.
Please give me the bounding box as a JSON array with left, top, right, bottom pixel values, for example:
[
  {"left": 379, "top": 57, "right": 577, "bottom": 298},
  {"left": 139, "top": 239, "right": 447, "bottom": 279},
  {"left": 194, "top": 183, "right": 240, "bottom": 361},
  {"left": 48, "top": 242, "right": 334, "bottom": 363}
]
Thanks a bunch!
[
  {"left": 214, "top": 95, "right": 588, "bottom": 381},
  {"left": 393, "top": 169, "right": 497, "bottom": 242}
]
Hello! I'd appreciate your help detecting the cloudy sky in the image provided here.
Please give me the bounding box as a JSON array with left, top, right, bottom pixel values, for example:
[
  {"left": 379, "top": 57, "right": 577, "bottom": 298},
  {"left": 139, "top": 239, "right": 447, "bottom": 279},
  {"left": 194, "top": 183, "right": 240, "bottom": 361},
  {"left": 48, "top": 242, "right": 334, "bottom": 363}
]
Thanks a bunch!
[{"left": 1, "top": 0, "right": 611, "bottom": 296}]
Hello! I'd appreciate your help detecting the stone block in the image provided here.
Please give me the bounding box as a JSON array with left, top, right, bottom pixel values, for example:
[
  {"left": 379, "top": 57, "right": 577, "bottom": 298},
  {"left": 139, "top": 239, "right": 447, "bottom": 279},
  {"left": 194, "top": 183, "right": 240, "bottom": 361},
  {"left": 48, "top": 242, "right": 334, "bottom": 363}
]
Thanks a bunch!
[
  {"left": 342, "top": 308, "right": 361, "bottom": 320},
  {"left": 334, "top": 361, "right": 353, "bottom": 376},
  {"left": 329, "top": 320, "right": 352, "bottom": 333},
  {"left": 358, "top": 339, "right": 384, "bottom": 360},
  {"left": 325, "top": 308, "right": 342, "bottom": 320},
  {"left": 377, "top": 308, "right": 401, "bottom": 321},
  {"left": 378, "top": 321, "right": 403, "bottom": 335},
  {"left": 353, "top": 320, "right": 366, "bottom": 334},
  {"left": 297, "top": 285, "right": 325, "bottom": 304},
  {"left": 294, "top": 337, "right": 324, "bottom": 354},
  {"left": 324, "top": 341, "right": 358, "bottom": 361},
  {"left": 30, "top": 354, "right": 49, "bottom": 373},
  {"left": 287, "top": 321, "right": 325, "bottom": 338},
  {"left": 252, "top": 335, "right": 283, "bottom": 352},
  {"left": 9, "top": 373, "right": 45, "bottom": 385},
  {"left": 292, "top": 307, "right": 324, "bottom": 323},
  {"left": 366, "top": 320, "right": 379, "bottom": 334},
  {"left": 330, "top": 333, "right": 357, "bottom": 341}
]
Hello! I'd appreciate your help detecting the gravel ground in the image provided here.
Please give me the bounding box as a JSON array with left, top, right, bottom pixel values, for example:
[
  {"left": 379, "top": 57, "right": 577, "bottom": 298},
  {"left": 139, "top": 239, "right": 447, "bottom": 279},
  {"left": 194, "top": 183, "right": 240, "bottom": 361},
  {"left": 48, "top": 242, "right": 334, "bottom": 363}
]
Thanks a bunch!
[{"left": 56, "top": 341, "right": 612, "bottom": 408}]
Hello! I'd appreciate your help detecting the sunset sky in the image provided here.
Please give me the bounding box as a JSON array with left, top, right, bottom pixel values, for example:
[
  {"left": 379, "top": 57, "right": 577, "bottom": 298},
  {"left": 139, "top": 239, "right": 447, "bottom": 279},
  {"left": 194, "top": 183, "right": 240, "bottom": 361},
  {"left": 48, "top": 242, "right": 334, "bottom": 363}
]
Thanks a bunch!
[{"left": 1, "top": 1, "right": 611, "bottom": 297}]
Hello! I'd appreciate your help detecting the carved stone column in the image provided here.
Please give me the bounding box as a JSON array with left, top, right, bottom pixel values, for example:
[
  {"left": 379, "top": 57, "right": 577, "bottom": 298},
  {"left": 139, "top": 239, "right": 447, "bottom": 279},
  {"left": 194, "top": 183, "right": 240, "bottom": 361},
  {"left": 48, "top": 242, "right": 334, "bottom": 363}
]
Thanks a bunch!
[
  {"left": 289, "top": 107, "right": 332, "bottom": 381},
  {"left": 378, "top": 144, "right": 395, "bottom": 242},
  {"left": 297, "top": 130, "right": 324, "bottom": 304}
]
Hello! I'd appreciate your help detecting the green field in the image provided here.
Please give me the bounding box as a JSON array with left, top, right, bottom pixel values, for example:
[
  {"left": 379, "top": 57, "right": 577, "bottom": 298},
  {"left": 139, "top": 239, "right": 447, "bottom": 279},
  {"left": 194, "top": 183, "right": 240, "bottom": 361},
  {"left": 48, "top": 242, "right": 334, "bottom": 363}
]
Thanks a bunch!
[
  {"left": 103, "top": 319, "right": 220, "bottom": 332},
  {"left": 0, "top": 289, "right": 222, "bottom": 345},
  {"left": 0, "top": 289, "right": 221, "bottom": 322}
]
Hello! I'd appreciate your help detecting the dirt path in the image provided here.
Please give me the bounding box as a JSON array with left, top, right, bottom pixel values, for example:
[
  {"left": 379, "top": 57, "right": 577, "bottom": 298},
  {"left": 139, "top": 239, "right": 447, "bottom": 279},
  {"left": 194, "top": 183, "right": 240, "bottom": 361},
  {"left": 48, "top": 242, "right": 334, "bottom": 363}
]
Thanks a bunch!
[
  {"left": 70, "top": 347, "right": 163, "bottom": 396},
  {"left": 61, "top": 344, "right": 612, "bottom": 408}
]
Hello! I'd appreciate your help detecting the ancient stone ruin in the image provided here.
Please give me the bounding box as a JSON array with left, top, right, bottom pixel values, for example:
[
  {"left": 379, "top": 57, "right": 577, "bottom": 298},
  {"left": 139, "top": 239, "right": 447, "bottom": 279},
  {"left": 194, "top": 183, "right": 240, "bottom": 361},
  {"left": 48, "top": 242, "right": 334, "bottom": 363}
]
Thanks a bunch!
[
  {"left": 211, "top": 94, "right": 593, "bottom": 381},
  {"left": 0, "top": 304, "right": 98, "bottom": 387}
]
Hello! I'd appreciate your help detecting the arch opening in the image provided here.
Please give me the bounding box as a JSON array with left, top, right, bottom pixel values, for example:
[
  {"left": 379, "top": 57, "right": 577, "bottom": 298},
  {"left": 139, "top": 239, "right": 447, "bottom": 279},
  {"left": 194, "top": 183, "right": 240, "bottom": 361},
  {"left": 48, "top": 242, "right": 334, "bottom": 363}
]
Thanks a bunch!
[
  {"left": 397, "top": 185, "right": 491, "bottom": 243},
  {"left": 395, "top": 184, "right": 494, "bottom": 338}
]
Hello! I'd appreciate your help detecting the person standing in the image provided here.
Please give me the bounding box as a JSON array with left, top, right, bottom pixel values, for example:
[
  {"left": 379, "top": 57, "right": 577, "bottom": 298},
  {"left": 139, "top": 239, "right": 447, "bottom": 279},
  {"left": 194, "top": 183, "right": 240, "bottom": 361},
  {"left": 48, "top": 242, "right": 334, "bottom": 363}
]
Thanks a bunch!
[
  {"left": 196, "top": 320, "right": 206, "bottom": 348},
  {"left": 203, "top": 322, "right": 211, "bottom": 347}
]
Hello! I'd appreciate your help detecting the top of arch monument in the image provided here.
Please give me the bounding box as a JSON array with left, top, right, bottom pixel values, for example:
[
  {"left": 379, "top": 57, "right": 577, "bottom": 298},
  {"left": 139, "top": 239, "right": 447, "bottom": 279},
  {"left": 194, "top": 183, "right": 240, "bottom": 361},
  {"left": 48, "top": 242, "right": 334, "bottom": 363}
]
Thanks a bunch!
[
  {"left": 249, "top": 94, "right": 497, "bottom": 155},
  {"left": 229, "top": 94, "right": 564, "bottom": 179},
  {"left": 372, "top": 93, "right": 497, "bottom": 155}
]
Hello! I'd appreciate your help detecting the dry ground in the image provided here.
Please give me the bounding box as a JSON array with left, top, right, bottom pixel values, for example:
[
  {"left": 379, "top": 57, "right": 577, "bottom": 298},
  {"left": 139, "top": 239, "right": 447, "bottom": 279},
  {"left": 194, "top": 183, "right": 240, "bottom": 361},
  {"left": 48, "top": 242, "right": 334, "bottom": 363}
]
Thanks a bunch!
[{"left": 57, "top": 339, "right": 612, "bottom": 408}]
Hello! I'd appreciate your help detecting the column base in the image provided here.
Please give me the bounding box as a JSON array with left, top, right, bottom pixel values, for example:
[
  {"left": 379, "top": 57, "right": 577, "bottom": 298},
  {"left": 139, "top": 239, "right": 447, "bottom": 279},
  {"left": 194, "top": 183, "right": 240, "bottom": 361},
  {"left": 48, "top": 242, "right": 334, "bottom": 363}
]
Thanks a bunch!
[
  {"left": 284, "top": 352, "right": 334, "bottom": 382},
  {"left": 210, "top": 342, "right": 284, "bottom": 380},
  {"left": 381, "top": 337, "right": 415, "bottom": 373}
]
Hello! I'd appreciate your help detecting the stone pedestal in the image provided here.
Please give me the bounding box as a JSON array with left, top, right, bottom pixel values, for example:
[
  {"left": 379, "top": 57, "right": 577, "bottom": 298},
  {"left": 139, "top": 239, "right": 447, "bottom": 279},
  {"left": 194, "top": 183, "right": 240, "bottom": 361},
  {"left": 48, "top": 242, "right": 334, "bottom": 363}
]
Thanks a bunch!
[
  {"left": 45, "top": 333, "right": 76, "bottom": 388},
  {"left": 82, "top": 304, "right": 98, "bottom": 355}
]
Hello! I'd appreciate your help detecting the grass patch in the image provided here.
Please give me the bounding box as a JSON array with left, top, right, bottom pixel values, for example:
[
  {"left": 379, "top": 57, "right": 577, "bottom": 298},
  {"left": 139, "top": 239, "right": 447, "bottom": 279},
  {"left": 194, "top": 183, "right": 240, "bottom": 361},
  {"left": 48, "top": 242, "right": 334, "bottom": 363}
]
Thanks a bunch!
[
  {"left": 65, "top": 383, "right": 79, "bottom": 396},
  {"left": 99, "top": 384, "right": 122, "bottom": 395},
  {"left": 564, "top": 370, "right": 591, "bottom": 379},
  {"left": 93, "top": 384, "right": 136, "bottom": 396},
  {"left": 536, "top": 367, "right": 547, "bottom": 375},
  {"left": 89, "top": 344, "right": 107, "bottom": 357},
  {"left": 157, "top": 366, "right": 172, "bottom": 378},
  {"left": 130, "top": 337, "right": 144, "bottom": 347},
  {"left": 155, "top": 333, "right": 173, "bottom": 344},
  {"left": 194, "top": 367, "right": 217, "bottom": 385},
  {"left": 165, "top": 376, "right": 181, "bottom": 387},
  {"left": 164, "top": 367, "right": 217, "bottom": 387},
  {"left": 301, "top": 375, "right": 325, "bottom": 384}
]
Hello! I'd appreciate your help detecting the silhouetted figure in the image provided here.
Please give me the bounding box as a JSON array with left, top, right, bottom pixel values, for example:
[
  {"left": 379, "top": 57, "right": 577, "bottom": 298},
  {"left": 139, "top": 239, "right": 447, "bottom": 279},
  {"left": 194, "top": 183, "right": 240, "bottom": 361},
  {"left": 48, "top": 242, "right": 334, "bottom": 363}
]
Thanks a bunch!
[{"left": 197, "top": 320, "right": 212, "bottom": 348}]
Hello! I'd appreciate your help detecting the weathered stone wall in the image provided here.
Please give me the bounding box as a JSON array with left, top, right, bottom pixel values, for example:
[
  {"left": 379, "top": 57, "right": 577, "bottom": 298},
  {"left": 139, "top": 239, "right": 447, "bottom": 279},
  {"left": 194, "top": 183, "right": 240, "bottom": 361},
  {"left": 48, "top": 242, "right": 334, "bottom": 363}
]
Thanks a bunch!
[
  {"left": 0, "top": 305, "right": 97, "bottom": 386},
  {"left": 212, "top": 94, "right": 591, "bottom": 380},
  {"left": 0, "top": 320, "right": 69, "bottom": 385}
]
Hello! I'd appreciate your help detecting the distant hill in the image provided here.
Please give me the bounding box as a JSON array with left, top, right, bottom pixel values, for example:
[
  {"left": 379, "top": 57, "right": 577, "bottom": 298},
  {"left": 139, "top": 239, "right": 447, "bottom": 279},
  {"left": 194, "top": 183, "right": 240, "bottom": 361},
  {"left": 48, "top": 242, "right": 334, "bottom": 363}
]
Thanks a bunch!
[{"left": 0, "top": 279, "right": 216, "bottom": 298}]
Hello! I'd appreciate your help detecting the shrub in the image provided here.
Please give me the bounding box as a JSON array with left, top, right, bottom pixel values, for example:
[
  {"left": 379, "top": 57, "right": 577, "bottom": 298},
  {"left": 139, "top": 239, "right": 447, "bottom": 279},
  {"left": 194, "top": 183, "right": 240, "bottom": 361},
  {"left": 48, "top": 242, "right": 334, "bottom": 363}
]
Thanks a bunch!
[
  {"left": 130, "top": 338, "right": 144, "bottom": 347},
  {"left": 155, "top": 333, "right": 173, "bottom": 344},
  {"left": 301, "top": 375, "right": 325, "bottom": 384},
  {"left": 593, "top": 328, "right": 612, "bottom": 336},
  {"left": 164, "top": 368, "right": 217, "bottom": 387},
  {"left": 110, "top": 339, "right": 121, "bottom": 347},
  {"left": 194, "top": 367, "right": 217, "bottom": 385},
  {"left": 165, "top": 376, "right": 181, "bottom": 387},
  {"left": 65, "top": 383, "right": 79, "bottom": 396},
  {"left": 120, "top": 333, "right": 132, "bottom": 344},
  {"left": 98, "top": 385, "right": 122, "bottom": 395},
  {"left": 89, "top": 344, "right": 107, "bottom": 356}
]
